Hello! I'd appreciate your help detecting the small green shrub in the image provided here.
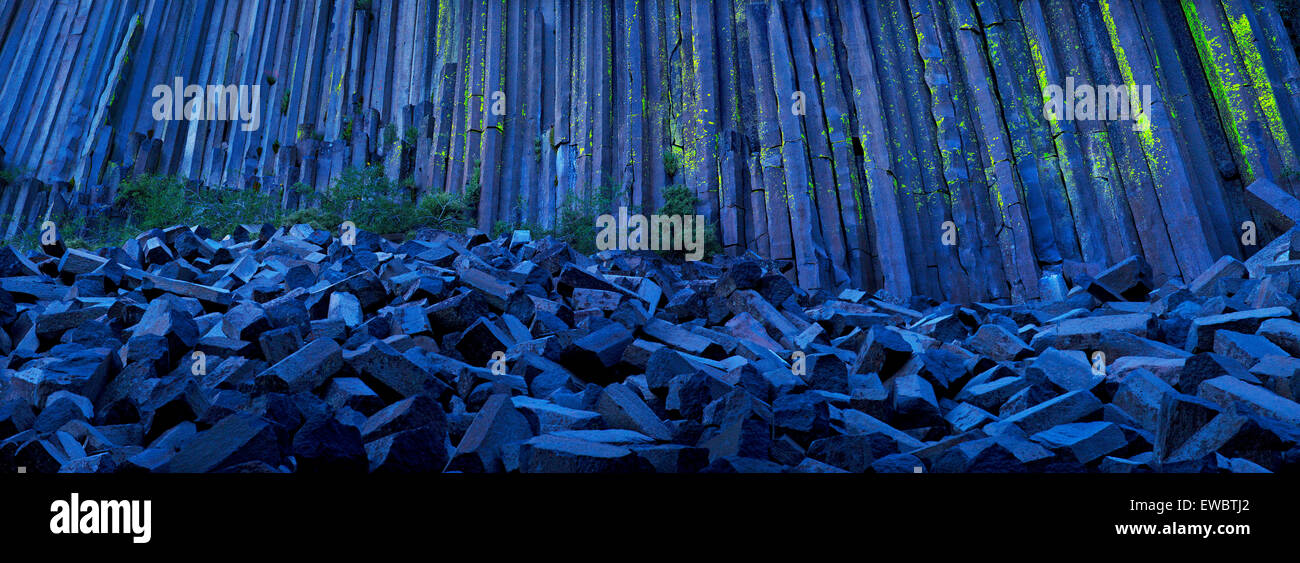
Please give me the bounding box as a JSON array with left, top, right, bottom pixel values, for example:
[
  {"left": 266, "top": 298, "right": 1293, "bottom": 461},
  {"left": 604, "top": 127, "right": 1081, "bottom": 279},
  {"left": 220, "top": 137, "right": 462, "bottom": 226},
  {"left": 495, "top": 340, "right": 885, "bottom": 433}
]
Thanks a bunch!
[
  {"left": 11, "top": 212, "right": 135, "bottom": 251},
  {"left": 16, "top": 163, "right": 497, "bottom": 253},
  {"left": 317, "top": 165, "right": 414, "bottom": 234},
  {"left": 659, "top": 184, "right": 696, "bottom": 216},
  {"left": 403, "top": 126, "right": 419, "bottom": 146},
  {"left": 115, "top": 173, "right": 284, "bottom": 238},
  {"left": 280, "top": 88, "right": 290, "bottom": 115},
  {"left": 188, "top": 186, "right": 283, "bottom": 238},
  {"left": 553, "top": 180, "right": 623, "bottom": 254},
  {"left": 382, "top": 123, "right": 398, "bottom": 146},
  {"left": 463, "top": 159, "right": 482, "bottom": 206},
  {"left": 414, "top": 191, "right": 472, "bottom": 232},
  {"left": 280, "top": 207, "right": 341, "bottom": 232},
  {"left": 115, "top": 173, "right": 189, "bottom": 230},
  {"left": 656, "top": 183, "right": 722, "bottom": 260},
  {"left": 297, "top": 124, "right": 323, "bottom": 142},
  {"left": 663, "top": 149, "right": 681, "bottom": 177},
  {"left": 341, "top": 118, "right": 353, "bottom": 142},
  {"left": 0, "top": 167, "right": 29, "bottom": 184}
]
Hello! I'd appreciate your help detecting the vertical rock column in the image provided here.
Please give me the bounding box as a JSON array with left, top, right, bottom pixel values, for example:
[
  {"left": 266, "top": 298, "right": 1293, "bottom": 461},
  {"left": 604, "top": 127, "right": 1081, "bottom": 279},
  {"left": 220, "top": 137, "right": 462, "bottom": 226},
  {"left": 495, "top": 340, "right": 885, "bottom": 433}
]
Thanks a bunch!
[{"left": 835, "top": 0, "right": 912, "bottom": 298}]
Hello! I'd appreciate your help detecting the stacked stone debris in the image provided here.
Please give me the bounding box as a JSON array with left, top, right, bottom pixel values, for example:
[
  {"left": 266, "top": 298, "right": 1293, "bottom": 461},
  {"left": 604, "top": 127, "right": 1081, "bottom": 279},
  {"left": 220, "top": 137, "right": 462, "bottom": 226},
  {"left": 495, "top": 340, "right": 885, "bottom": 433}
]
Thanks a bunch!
[
  {"left": 3, "top": 200, "right": 1300, "bottom": 474},
  {"left": 3, "top": 0, "right": 1300, "bottom": 301}
]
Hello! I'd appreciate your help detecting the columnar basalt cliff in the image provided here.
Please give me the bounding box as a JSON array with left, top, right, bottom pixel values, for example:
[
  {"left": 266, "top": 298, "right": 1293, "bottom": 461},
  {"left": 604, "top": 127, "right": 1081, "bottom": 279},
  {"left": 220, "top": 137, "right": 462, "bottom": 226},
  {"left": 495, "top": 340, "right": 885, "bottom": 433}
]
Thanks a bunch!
[
  {"left": 6, "top": 1, "right": 1300, "bottom": 476},
  {"left": 1, "top": 0, "right": 1299, "bottom": 302}
]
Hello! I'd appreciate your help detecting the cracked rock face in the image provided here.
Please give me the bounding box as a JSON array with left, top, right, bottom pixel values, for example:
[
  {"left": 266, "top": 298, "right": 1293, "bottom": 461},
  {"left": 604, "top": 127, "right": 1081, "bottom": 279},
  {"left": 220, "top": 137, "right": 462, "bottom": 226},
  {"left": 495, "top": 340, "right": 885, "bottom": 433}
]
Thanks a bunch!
[{"left": 1, "top": 221, "right": 1299, "bottom": 474}]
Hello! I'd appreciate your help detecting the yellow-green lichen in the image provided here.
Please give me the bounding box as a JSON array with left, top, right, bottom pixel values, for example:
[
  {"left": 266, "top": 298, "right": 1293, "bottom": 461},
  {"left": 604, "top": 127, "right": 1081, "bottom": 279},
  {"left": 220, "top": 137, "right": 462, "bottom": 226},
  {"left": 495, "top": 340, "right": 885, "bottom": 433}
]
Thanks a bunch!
[
  {"left": 1182, "top": 0, "right": 1255, "bottom": 179},
  {"left": 1226, "top": 10, "right": 1296, "bottom": 169}
]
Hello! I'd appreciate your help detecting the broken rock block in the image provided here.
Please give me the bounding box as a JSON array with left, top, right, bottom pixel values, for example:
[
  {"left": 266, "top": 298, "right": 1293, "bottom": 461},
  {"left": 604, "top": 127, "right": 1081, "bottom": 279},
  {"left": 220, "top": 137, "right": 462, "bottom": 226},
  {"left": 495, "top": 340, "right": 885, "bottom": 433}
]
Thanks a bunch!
[
  {"left": 629, "top": 444, "right": 709, "bottom": 473},
  {"left": 446, "top": 394, "right": 539, "bottom": 472},
  {"left": 956, "top": 373, "right": 1031, "bottom": 414},
  {"left": 1112, "top": 369, "right": 1178, "bottom": 435},
  {"left": 1050, "top": 314, "right": 1153, "bottom": 351},
  {"left": 510, "top": 396, "right": 602, "bottom": 433},
  {"left": 254, "top": 338, "right": 343, "bottom": 394},
  {"left": 1090, "top": 255, "right": 1154, "bottom": 301},
  {"left": 932, "top": 436, "right": 1053, "bottom": 473},
  {"left": 596, "top": 384, "right": 671, "bottom": 441},
  {"left": 258, "top": 326, "right": 303, "bottom": 364},
  {"left": 965, "top": 324, "right": 1032, "bottom": 361},
  {"left": 871, "top": 453, "right": 926, "bottom": 474},
  {"left": 700, "top": 456, "right": 786, "bottom": 473},
  {"left": 1154, "top": 392, "right": 1221, "bottom": 460},
  {"left": 849, "top": 326, "right": 913, "bottom": 376},
  {"left": 984, "top": 390, "right": 1103, "bottom": 436},
  {"left": 1250, "top": 356, "right": 1300, "bottom": 401},
  {"left": 1177, "top": 353, "right": 1257, "bottom": 395},
  {"left": 325, "top": 377, "right": 386, "bottom": 416},
  {"left": 222, "top": 303, "right": 272, "bottom": 341},
  {"left": 1108, "top": 356, "right": 1185, "bottom": 387},
  {"left": 365, "top": 426, "right": 448, "bottom": 473},
  {"left": 360, "top": 395, "right": 448, "bottom": 443},
  {"left": 1198, "top": 376, "right": 1300, "bottom": 427},
  {"left": 1027, "top": 348, "right": 1102, "bottom": 393},
  {"left": 802, "top": 353, "right": 848, "bottom": 394},
  {"left": 1245, "top": 178, "right": 1300, "bottom": 231},
  {"left": 456, "top": 318, "right": 513, "bottom": 366},
  {"left": 890, "top": 374, "right": 943, "bottom": 428},
  {"left": 1187, "top": 256, "right": 1247, "bottom": 296},
  {"left": 0, "top": 401, "right": 35, "bottom": 436},
  {"left": 291, "top": 415, "right": 367, "bottom": 473},
  {"left": 518, "top": 434, "right": 640, "bottom": 473},
  {"left": 560, "top": 324, "right": 634, "bottom": 383},
  {"left": 773, "top": 393, "right": 832, "bottom": 442},
  {"left": 1030, "top": 421, "right": 1127, "bottom": 464},
  {"left": 1256, "top": 318, "right": 1300, "bottom": 357},
  {"left": 643, "top": 318, "right": 725, "bottom": 359},
  {"left": 344, "top": 340, "right": 452, "bottom": 401},
  {"left": 700, "top": 414, "right": 772, "bottom": 462},
  {"left": 807, "top": 432, "right": 899, "bottom": 472},
  {"left": 163, "top": 413, "right": 282, "bottom": 473},
  {"left": 667, "top": 372, "right": 731, "bottom": 420},
  {"left": 1184, "top": 307, "right": 1291, "bottom": 353},
  {"left": 944, "top": 402, "right": 998, "bottom": 433},
  {"left": 1212, "top": 330, "right": 1287, "bottom": 369}
]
